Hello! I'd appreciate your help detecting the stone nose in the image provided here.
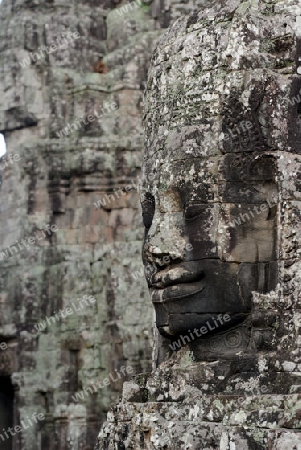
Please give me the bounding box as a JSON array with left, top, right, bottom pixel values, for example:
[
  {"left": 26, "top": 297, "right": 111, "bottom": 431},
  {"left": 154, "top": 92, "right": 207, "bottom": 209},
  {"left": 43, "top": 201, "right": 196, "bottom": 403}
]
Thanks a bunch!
[{"left": 142, "top": 210, "right": 188, "bottom": 266}]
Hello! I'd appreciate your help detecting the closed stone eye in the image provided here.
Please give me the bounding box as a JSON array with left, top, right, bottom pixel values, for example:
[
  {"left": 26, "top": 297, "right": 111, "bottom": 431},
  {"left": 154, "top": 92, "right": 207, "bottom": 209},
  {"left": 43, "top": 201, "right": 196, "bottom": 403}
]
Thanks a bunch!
[{"left": 184, "top": 204, "right": 204, "bottom": 220}]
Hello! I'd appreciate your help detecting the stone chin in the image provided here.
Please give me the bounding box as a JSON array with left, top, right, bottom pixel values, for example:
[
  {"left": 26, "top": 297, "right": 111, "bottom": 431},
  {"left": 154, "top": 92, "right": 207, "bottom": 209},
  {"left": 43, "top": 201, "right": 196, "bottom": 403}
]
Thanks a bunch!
[{"left": 154, "top": 306, "right": 250, "bottom": 339}]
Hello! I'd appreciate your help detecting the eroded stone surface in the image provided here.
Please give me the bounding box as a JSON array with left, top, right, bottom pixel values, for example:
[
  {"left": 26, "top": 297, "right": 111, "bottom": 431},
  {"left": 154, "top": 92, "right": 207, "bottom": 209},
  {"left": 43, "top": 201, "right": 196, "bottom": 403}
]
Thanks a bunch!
[{"left": 98, "top": 0, "right": 301, "bottom": 448}]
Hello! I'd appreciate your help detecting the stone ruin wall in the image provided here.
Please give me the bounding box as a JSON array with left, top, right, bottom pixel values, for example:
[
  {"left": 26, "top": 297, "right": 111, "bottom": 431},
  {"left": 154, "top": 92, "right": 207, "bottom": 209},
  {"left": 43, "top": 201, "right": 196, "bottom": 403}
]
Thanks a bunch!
[{"left": 0, "top": 0, "right": 210, "bottom": 448}]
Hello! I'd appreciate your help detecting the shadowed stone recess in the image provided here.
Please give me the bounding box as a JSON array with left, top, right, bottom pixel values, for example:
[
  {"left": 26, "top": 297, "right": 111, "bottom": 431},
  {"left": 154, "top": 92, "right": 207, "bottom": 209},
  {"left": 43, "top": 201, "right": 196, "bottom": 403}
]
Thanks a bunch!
[{"left": 98, "top": 0, "right": 301, "bottom": 448}]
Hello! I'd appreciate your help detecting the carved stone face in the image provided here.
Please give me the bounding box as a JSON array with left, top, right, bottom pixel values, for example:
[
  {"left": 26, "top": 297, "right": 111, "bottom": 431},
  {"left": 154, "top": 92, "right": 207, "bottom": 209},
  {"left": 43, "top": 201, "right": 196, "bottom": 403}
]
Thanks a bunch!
[
  {"left": 140, "top": 0, "right": 301, "bottom": 341},
  {"left": 141, "top": 132, "right": 278, "bottom": 338}
]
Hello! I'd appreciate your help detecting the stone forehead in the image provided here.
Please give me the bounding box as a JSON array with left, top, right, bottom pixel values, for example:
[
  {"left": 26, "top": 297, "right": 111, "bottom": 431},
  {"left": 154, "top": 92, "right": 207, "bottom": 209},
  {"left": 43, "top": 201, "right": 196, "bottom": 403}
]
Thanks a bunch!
[{"left": 144, "top": 0, "right": 301, "bottom": 158}]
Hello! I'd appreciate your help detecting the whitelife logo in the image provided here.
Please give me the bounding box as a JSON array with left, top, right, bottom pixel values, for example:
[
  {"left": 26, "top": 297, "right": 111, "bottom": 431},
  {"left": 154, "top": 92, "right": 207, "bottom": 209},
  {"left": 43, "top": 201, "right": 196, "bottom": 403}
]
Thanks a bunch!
[
  {"left": 0, "top": 413, "right": 45, "bottom": 443},
  {"left": 72, "top": 366, "right": 133, "bottom": 402},
  {"left": 93, "top": 178, "right": 141, "bottom": 210},
  {"left": 229, "top": 195, "right": 278, "bottom": 228},
  {"left": 56, "top": 102, "right": 118, "bottom": 139},
  {"left": 0, "top": 224, "right": 58, "bottom": 261},
  {"left": 19, "top": 32, "right": 81, "bottom": 68},
  {"left": 0, "top": 153, "right": 20, "bottom": 170},
  {"left": 169, "top": 314, "right": 231, "bottom": 351},
  {"left": 34, "top": 295, "right": 96, "bottom": 332}
]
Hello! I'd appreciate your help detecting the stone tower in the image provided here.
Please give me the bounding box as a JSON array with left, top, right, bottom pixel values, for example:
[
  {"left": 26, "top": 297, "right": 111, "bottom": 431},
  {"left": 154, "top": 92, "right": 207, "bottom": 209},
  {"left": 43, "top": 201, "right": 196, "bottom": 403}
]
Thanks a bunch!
[{"left": 99, "top": 0, "right": 301, "bottom": 448}]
